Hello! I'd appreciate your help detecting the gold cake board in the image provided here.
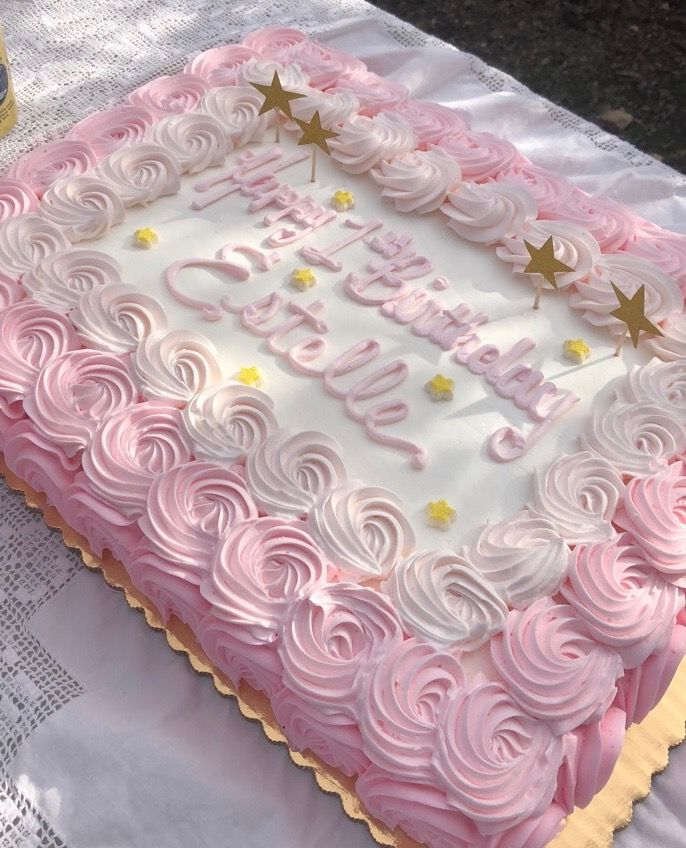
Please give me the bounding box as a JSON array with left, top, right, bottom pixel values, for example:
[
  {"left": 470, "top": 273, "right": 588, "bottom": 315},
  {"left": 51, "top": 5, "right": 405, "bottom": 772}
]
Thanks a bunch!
[{"left": 2, "top": 454, "right": 684, "bottom": 848}]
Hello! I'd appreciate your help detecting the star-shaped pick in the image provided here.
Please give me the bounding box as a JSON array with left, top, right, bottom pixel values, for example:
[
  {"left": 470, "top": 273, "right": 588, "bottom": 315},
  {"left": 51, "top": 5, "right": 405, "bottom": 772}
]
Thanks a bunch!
[
  {"left": 522, "top": 236, "right": 574, "bottom": 291},
  {"left": 250, "top": 70, "right": 305, "bottom": 118},
  {"left": 610, "top": 282, "right": 663, "bottom": 349},
  {"left": 294, "top": 110, "right": 339, "bottom": 155}
]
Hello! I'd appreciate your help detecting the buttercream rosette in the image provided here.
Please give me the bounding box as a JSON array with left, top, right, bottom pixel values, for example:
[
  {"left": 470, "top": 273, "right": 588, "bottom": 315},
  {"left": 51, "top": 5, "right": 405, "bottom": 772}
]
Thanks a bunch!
[
  {"left": 385, "top": 99, "right": 469, "bottom": 148},
  {"left": 0, "top": 177, "right": 40, "bottom": 222},
  {"left": 39, "top": 175, "right": 125, "bottom": 243},
  {"left": 22, "top": 249, "right": 123, "bottom": 313},
  {"left": 128, "top": 72, "right": 209, "bottom": 116},
  {"left": 329, "top": 112, "right": 416, "bottom": 174},
  {"left": 546, "top": 186, "right": 636, "bottom": 252},
  {"left": 623, "top": 358, "right": 686, "bottom": 421},
  {"left": 647, "top": 312, "right": 686, "bottom": 362},
  {"left": 434, "top": 130, "right": 523, "bottom": 182},
  {"left": 625, "top": 218, "right": 686, "bottom": 292},
  {"left": 328, "top": 69, "right": 408, "bottom": 115},
  {"left": 200, "top": 86, "right": 272, "bottom": 148},
  {"left": 441, "top": 179, "right": 538, "bottom": 245},
  {"left": 66, "top": 104, "right": 156, "bottom": 157},
  {"left": 8, "top": 139, "right": 98, "bottom": 197},
  {"left": 371, "top": 148, "right": 461, "bottom": 214},
  {"left": 0, "top": 213, "right": 71, "bottom": 280},
  {"left": 185, "top": 44, "right": 256, "bottom": 87},
  {"left": 495, "top": 160, "right": 574, "bottom": 217},
  {"left": 153, "top": 112, "right": 228, "bottom": 174},
  {"left": 96, "top": 143, "right": 181, "bottom": 207}
]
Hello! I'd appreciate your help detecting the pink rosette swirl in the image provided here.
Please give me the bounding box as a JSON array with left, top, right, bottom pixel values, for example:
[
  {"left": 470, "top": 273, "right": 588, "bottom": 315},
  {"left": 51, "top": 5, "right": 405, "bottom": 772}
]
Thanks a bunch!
[
  {"left": 7, "top": 140, "right": 98, "bottom": 197},
  {"left": 357, "top": 638, "right": 464, "bottom": 782},
  {"left": 434, "top": 130, "right": 523, "bottom": 182},
  {"left": 128, "top": 72, "right": 209, "bottom": 117},
  {"left": 0, "top": 270, "right": 25, "bottom": 310},
  {"left": 0, "top": 214, "right": 71, "bottom": 280},
  {"left": 0, "top": 178, "right": 39, "bottom": 222},
  {"left": 66, "top": 104, "right": 156, "bottom": 157},
  {"left": 23, "top": 349, "right": 139, "bottom": 457},
  {"left": 0, "top": 302, "right": 79, "bottom": 406},
  {"left": 561, "top": 533, "right": 683, "bottom": 668},
  {"left": 328, "top": 69, "right": 408, "bottom": 115},
  {"left": 153, "top": 112, "right": 227, "bottom": 174},
  {"left": 132, "top": 329, "right": 222, "bottom": 404},
  {"left": 308, "top": 481, "right": 415, "bottom": 579},
  {"left": 440, "top": 179, "right": 537, "bottom": 245},
  {"left": 647, "top": 312, "right": 686, "bottom": 362},
  {"left": 496, "top": 219, "right": 601, "bottom": 289},
  {"left": 242, "top": 26, "right": 308, "bottom": 54},
  {"left": 272, "top": 688, "right": 369, "bottom": 778},
  {"left": 624, "top": 359, "right": 686, "bottom": 422},
  {"left": 23, "top": 249, "right": 123, "bottom": 312},
  {"left": 245, "top": 428, "right": 347, "bottom": 519},
  {"left": 182, "top": 381, "right": 276, "bottom": 463},
  {"left": 546, "top": 187, "right": 636, "bottom": 252},
  {"left": 139, "top": 461, "right": 257, "bottom": 572},
  {"left": 200, "top": 85, "right": 271, "bottom": 148},
  {"left": 581, "top": 398, "right": 686, "bottom": 478},
  {"left": 279, "top": 582, "right": 404, "bottom": 713},
  {"left": 531, "top": 450, "right": 624, "bottom": 544},
  {"left": 469, "top": 509, "right": 569, "bottom": 609},
  {"left": 625, "top": 219, "right": 686, "bottom": 290},
  {"left": 490, "top": 597, "right": 623, "bottom": 735},
  {"left": 71, "top": 283, "right": 168, "bottom": 354},
  {"left": 96, "top": 143, "right": 181, "bottom": 207},
  {"left": 495, "top": 161, "right": 574, "bottom": 217},
  {"left": 432, "top": 680, "right": 564, "bottom": 834},
  {"left": 81, "top": 400, "right": 193, "bottom": 519},
  {"left": 371, "top": 148, "right": 461, "bottom": 214},
  {"left": 184, "top": 44, "right": 256, "bottom": 87},
  {"left": 286, "top": 39, "right": 366, "bottom": 91},
  {"left": 569, "top": 253, "right": 681, "bottom": 335},
  {"left": 330, "top": 112, "right": 416, "bottom": 174},
  {"left": 614, "top": 462, "right": 686, "bottom": 586},
  {"left": 383, "top": 549, "right": 507, "bottom": 651},
  {"left": 238, "top": 58, "right": 309, "bottom": 91},
  {"left": 386, "top": 99, "right": 469, "bottom": 148},
  {"left": 39, "top": 175, "right": 125, "bottom": 242},
  {"left": 356, "top": 766, "right": 478, "bottom": 848}
]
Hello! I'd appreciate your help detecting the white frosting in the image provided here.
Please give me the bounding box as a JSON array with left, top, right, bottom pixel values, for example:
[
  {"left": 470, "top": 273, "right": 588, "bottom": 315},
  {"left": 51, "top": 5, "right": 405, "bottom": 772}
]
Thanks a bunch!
[
  {"left": 648, "top": 313, "right": 686, "bottom": 362},
  {"left": 370, "top": 148, "right": 461, "bottom": 214},
  {"left": 153, "top": 112, "right": 228, "bottom": 174},
  {"left": 289, "top": 87, "right": 360, "bottom": 128},
  {"left": 39, "top": 175, "right": 126, "bottom": 242},
  {"left": 22, "top": 249, "right": 123, "bottom": 312},
  {"left": 238, "top": 57, "right": 309, "bottom": 90},
  {"left": 96, "top": 143, "right": 181, "bottom": 207},
  {"left": 624, "top": 359, "right": 686, "bottom": 421},
  {"left": 440, "top": 179, "right": 538, "bottom": 244},
  {"left": 200, "top": 86, "right": 271, "bottom": 149},
  {"left": 330, "top": 113, "right": 416, "bottom": 174},
  {"left": 0, "top": 213, "right": 71, "bottom": 278}
]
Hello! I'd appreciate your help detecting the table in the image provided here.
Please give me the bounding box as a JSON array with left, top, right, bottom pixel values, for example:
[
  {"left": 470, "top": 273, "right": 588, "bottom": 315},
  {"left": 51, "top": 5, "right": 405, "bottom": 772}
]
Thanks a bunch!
[{"left": 1, "top": 2, "right": 685, "bottom": 846}]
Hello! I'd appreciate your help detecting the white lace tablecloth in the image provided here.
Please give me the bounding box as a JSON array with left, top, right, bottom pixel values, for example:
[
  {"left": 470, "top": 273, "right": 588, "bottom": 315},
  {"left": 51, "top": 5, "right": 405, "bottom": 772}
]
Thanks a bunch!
[{"left": 1, "top": 2, "right": 685, "bottom": 847}]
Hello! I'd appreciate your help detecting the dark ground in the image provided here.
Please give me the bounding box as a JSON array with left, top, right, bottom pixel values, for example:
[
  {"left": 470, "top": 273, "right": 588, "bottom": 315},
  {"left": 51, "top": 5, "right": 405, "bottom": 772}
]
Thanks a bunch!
[{"left": 372, "top": 0, "right": 686, "bottom": 173}]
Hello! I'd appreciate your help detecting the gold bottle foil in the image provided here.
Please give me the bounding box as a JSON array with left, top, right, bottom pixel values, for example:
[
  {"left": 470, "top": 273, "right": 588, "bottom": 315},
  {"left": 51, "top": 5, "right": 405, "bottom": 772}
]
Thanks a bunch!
[{"left": 0, "top": 26, "right": 18, "bottom": 138}]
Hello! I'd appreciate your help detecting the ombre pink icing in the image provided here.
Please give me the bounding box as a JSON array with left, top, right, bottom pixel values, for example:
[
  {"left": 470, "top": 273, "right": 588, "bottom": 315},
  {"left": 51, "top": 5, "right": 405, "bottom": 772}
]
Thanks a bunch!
[
  {"left": 386, "top": 100, "right": 469, "bottom": 148},
  {"left": 128, "top": 73, "right": 209, "bottom": 117},
  {"left": 546, "top": 187, "right": 637, "bottom": 252},
  {"left": 625, "top": 219, "right": 686, "bottom": 292},
  {"left": 0, "top": 178, "right": 40, "bottom": 222},
  {"left": 66, "top": 104, "right": 156, "bottom": 157},
  {"left": 8, "top": 140, "right": 99, "bottom": 197},
  {"left": 185, "top": 44, "right": 257, "bottom": 87},
  {"left": 434, "top": 130, "right": 524, "bottom": 182},
  {"left": 329, "top": 70, "right": 409, "bottom": 115},
  {"left": 495, "top": 160, "right": 574, "bottom": 217}
]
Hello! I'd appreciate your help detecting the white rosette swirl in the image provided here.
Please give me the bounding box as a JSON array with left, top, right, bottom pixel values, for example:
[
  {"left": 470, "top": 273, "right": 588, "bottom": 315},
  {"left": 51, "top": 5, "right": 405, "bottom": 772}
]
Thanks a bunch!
[
  {"left": 39, "top": 175, "right": 125, "bottom": 242},
  {"left": 200, "top": 86, "right": 271, "bottom": 148},
  {"left": 469, "top": 509, "right": 569, "bottom": 609},
  {"left": 383, "top": 549, "right": 507, "bottom": 651},
  {"left": 71, "top": 283, "right": 168, "bottom": 354},
  {"left": 289, "top": 88, "right": 360, "bottom": 129},
  {"left": 440, "top": 179, "right": 538, "bottom": 244},
  {"left": 238, "top": 57, "right": 309, "bottom": 90},
  {"left": 581, "top": 398, "right": 686, "bottom": 478},
  {"left": 182, "top": 381, "right": 276, "bottom": 463},
  {"left": 490, "top": 597, "right": 623, "bottom": 735},
  {"left": 23, "top": 349, "right": 139, "bottom": 456},
  {"left": 278, "top": 582, "right": 404, "bottom": 713},
  {"left": 245, "top": 428, "right": 347, "bottom": 519},
  {"left": 132, "top": 329, "right": 222, "bottom": 404},
  {"left": 357, "top": 638, "right": 464, "bottom": 782},
  {"left": 569, "top": 253, "right": 681, "bottom": 335},
  {"left": 23, "top": 249, "right": 123, "bottom": 312},
  {"left": 530, "top": 451, "right": 625, "bottom": 544},
  {"left": 370, "top": 148, "right": 461, "bottom": 214},
  {"left": 496, "top": 219, "right": 601, "bottom": 289},
  {"left": 152, "top": 112, "right": 228, "bottom": 174},
  {"left": 623, "top": 359, "right": 686, "bottom": 422},
  {"left": 308, "top": 481, "right": 416, "bottom": 579},
  {"left": 96, "top": 143, "right": 181, "bottom": 207},
  {"left": 0, "top": 214, "right": 71, "bottom": 279},
  {"left": 329, "top": 113, "right": 416, "bottom": 174},
  {"left": 647, "top": 313, "right": 686, "bottom": 362},
  {"left": 139, "top": 460, "right": 258, "bottom": 573}
]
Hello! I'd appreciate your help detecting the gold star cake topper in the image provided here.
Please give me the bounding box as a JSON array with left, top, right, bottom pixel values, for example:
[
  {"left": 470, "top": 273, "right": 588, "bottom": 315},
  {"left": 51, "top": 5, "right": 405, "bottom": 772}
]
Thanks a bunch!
[
  {"left": 250, "top": 70, "right": 305, "bottom": 141},
  {"left": 294, "top": 110, "right": 339, "bottom": 182},
  {"left": 610, "top": 282, "right": 663, "bottom": 355},
  {"left": 522, "top": 236, "right": 574, "bottom": 309}
]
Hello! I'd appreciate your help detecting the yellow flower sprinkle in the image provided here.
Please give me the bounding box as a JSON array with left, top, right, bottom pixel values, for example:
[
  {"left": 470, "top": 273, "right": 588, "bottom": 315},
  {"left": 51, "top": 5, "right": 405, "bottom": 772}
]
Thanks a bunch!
[
  {"left": 331, "top": 189, "right": 355, "bottom": 212},
  {"left": 291, "top": 267, "right": 317, "bottom": 291},
  {"left": 134, "top": 227, "right": 159, "bottom": 248},
  {"left": 563, "top": 338, "right": 591, "bottom": 364},
  {"left": 236, "top": 366, "right": 263, "bottom": 387},
  {"left": 426, "top": 500, "right": 457, "bottom": 531},
  {"left": 425, "top": 374, "right": 455, "bottom": 401}
]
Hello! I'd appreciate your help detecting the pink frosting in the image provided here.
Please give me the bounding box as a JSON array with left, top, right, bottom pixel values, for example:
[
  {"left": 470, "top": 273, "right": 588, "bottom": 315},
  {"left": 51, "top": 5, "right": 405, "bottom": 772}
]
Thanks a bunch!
[
  {"left": 546, "top": 186, "right": 637, "bottom": 252},
  {"left": 0, "top": 302, "right": 80, "bottom": 407},
  {"left": 0, "top": 178, "right": 40, "bottom": 222},
  {"left": 138, "top": 461, "right": 257, "bottom": 574},
  {"left": 272, "top": 687, "right": 369, "bottom": 777},
  {"left": 242, "top": 26, "right": 309, "bottom": 56},
  {"left": 385, "top": 100, "right": 469, "bottom": 149},
  {"left": 495, "top": 160, "right": 574, "bottom": 217},
  {"left": 433, "top": 680, "right": 563, "bottom": 834},
  {"left": 329, "top": 70, "right": 409, "bottom": 115},
  {"left": 128, "top": 73, "right": 209, "bottom": 117},
  {"left": 482, "top": 804, "right": 567, "bottom": 848},
  {"left": 81, "top": 400, "right": 193, "bottom": 519},
  {"left": 357, "top": 638, "right": 464, "bottom": 782},
  {"left": 356, "top": 766, "right": 478, "bottom": 848},
  {"left": 433, "top": 130, "right": 524, "bottom": 182},
  {"left": 185, "top": 45, "right": 257, "bottom": 87},
  {"left": 279, "top": 583, "right": 404, "bottom": 714},
  {"left": 66, "top": 104, "right": 156, "bottom": 157},
  {"left": 614, "top": 461, "right": 686, "bottom": 587},
  {"left": 0, "top": 269, "right": 26, "bottom": 309},
  {"left": 7, "top": 140, "right": 99, "bottom": 197},
  {"left": 23, "top": 349, "right": 139, "bottom": 457},
  {"left": 490, "top": 597, "right": 623, "bottom": 734},
  {"left": 625, "top": 219, "right": 686, "bottom": 292}
]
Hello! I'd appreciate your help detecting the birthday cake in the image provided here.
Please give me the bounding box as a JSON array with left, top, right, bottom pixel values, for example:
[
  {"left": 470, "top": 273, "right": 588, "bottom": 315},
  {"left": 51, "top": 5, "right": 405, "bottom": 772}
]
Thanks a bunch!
[{"left": 1, "top": 25, "right": 685, "bottom": 848}]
